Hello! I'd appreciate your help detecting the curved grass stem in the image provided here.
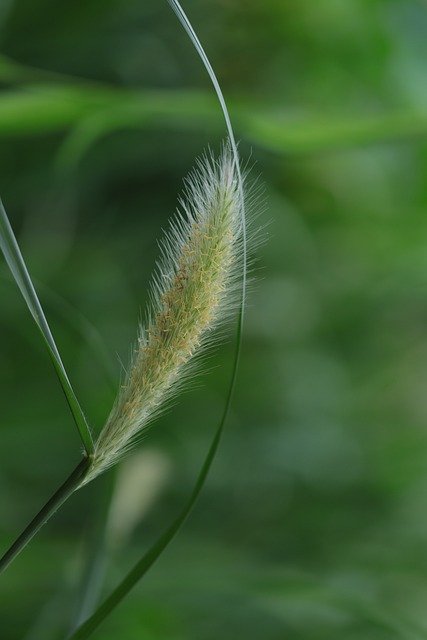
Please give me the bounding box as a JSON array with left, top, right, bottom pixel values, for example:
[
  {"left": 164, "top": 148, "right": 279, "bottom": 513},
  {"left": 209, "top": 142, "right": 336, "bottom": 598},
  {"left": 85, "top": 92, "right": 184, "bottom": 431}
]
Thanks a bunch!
[
  {"left": 68, "top": 4, "right": 248, "bottom": 636},
  {"left": 68, "top": 306, "right": 243, "bottom": 640}
]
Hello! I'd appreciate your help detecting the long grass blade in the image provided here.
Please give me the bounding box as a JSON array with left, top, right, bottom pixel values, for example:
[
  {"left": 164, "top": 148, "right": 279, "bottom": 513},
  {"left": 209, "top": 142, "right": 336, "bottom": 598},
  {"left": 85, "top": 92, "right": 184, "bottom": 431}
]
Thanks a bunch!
[
  {"left": 67, "top": 2, "right": 249, "bottom": 634},
  {"left": 0, "top": 199, "right": 94, "bottom": 455},
  {"left": 2, "top": 84, "right": 427, "bottom": 156},
  {"left": 166, "top": 0, "right": 247, "bottom": 317},
  {"left": 68, "top": 304, "right": 244, "bottom": 640}
]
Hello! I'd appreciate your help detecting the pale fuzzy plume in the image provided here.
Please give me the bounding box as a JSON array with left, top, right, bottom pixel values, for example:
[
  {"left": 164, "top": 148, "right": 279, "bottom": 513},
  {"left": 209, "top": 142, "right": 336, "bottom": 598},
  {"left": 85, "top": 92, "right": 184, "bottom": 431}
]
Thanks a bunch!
[{"left": 82, "top": 143, "right": 244, "bottom": 484}]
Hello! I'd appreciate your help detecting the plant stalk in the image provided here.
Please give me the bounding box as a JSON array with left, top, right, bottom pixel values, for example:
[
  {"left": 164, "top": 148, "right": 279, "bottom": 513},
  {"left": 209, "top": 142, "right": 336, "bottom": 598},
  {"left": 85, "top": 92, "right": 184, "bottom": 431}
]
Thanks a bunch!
[
  {"left": 0, "top": 456, "right": 91, "bottom": 575},
  {"left": 68, "top": 305, "right": 244, "bottom": 640}
]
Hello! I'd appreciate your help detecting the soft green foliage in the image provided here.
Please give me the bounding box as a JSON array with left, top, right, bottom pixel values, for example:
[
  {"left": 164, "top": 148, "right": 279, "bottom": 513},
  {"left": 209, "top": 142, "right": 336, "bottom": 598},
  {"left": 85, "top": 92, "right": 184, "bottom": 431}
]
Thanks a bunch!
[{"left": 2, "top": 1, "right": 427, "bottom": 639}]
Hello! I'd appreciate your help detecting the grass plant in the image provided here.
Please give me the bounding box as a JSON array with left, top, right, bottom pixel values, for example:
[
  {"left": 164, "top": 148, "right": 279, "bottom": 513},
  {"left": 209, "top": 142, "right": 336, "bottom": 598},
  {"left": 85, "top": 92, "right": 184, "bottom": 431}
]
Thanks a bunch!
[
  {"left": 0, "top": 1, "right": 249, "bottom": 636},
  {"left": 2, "top": 1, "right": 427, "bottom": 639}
]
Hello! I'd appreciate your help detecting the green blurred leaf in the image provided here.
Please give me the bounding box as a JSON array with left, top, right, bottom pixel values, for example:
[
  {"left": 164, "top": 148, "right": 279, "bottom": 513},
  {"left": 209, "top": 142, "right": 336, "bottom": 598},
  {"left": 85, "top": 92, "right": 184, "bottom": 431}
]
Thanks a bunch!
[{"left": 0, "top": 199, "right": 93, "bottom": 454}]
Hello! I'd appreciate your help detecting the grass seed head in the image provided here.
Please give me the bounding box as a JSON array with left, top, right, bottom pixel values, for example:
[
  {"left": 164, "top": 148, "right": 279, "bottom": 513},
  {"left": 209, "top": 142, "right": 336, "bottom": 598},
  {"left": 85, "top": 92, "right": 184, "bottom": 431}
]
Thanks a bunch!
[{"left": 83, "top": 141, "right": 244, "bottom": 484}]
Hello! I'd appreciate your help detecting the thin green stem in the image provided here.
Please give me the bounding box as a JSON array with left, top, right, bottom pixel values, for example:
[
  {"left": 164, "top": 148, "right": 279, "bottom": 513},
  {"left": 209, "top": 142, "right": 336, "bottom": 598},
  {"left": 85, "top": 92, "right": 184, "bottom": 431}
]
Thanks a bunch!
[
  {"left": 68, "top": 4, "right": 247, "bottom": 636},
  {"left": 68, "top": 305, "right": 243, "bottom": 640},
  {"left": 0, "top": 456, "right": 91, "bottom": 575},
  {"left": 167, "top": 0, "right": 247, "bottom": 320}
]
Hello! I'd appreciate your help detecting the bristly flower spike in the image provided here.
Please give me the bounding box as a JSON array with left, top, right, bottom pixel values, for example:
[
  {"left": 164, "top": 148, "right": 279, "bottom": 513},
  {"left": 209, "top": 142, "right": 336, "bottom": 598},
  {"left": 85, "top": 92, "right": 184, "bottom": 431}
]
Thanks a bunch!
[{"left": 82, "top": 141, "right": 244, "bottom": 484}]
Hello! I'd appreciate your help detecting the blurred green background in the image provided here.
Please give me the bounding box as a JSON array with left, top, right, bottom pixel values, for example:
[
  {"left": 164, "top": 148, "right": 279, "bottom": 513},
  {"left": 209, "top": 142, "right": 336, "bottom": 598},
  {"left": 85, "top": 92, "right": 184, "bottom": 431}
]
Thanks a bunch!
[{"left": 2, "top": 0, "right": 427, "bottom": 638}]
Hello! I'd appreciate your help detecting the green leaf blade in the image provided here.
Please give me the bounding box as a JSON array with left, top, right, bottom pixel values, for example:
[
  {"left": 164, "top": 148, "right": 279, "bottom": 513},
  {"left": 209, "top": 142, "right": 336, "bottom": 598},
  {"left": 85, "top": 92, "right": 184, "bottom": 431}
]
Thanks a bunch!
[{"left": 0, "top": 199, "right": 94, "bottom": 455}]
